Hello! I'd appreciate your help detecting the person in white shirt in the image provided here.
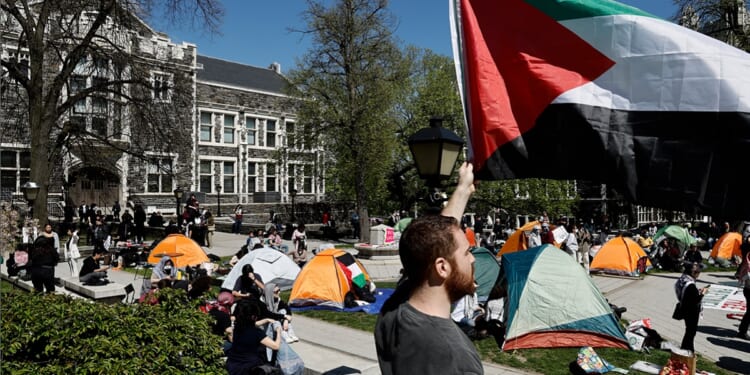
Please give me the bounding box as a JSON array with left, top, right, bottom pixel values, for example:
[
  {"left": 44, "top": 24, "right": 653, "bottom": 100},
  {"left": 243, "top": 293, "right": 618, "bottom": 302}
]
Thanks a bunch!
[{"left": 563, "top": 224, "right": 579, "bottom": 259}]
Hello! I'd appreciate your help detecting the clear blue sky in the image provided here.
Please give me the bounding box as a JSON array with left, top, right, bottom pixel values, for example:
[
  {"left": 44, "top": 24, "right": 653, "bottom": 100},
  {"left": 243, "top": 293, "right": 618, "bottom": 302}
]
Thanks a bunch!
[{"left": 149, "top": 1, "right": 677, "bottom": 74}]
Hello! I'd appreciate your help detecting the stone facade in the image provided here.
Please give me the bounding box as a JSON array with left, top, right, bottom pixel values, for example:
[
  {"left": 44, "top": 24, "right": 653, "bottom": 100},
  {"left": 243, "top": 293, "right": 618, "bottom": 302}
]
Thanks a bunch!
[{"left": 0, "top": 5, "right": 324, "bottom": 220}]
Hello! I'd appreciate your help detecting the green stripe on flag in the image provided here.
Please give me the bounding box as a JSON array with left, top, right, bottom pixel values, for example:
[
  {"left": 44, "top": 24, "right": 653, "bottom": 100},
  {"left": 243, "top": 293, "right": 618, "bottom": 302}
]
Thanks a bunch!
[
  {"left": 525, "top": 0, "right": 656, "bottom": 21},
  {"left": 352, "top": 274, "right": 366, "bottom": 288}
]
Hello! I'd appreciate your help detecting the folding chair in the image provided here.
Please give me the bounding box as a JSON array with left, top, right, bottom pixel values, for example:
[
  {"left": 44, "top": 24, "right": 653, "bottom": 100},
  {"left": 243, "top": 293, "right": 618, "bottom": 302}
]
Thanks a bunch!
[{"left": 124, "top": 283, "right": 135, "bottom": 304}]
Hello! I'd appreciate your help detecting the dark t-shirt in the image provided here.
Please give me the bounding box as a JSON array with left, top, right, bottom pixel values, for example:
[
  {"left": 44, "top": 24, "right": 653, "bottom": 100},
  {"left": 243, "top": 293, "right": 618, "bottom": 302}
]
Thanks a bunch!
[
  {"left": 80, "top": 256, "right": 98, "bottom": 278},
  {"left": 225, "top": 326, "right": 267, "bottom": 375},
  {"left": 375, "top": 301, "right": 483, "bottom": 375},
  {"left": 232, "top": 273, "right": 264, "bottom": 300}
]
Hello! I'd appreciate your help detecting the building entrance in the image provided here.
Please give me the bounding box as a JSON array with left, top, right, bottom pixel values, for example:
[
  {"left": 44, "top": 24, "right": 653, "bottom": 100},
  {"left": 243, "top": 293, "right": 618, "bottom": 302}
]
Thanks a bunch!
[{"left": 69, "top": 167, "right": 120, "bottom": 213}]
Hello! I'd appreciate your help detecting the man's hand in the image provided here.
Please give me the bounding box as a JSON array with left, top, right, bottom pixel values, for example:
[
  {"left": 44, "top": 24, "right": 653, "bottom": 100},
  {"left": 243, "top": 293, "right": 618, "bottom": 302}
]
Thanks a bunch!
[
  {"left": 442, "top": 162, "right": 476, "bottom": 223},
  {"left": 456, "top": 162, "right": 475, "bottom": 194}
]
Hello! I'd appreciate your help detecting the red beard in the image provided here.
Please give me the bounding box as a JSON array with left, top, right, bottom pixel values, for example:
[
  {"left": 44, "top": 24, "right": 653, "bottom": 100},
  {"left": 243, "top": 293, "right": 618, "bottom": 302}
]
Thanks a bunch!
[{"left": 446, "top": 258, "right": 475, "bottom": 302}]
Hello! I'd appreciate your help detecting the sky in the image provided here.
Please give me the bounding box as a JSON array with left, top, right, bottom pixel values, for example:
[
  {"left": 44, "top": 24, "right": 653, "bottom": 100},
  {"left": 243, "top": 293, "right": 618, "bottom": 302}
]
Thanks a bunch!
[{"left": 149, "top": 1, "right": 678, "bottom": 74}]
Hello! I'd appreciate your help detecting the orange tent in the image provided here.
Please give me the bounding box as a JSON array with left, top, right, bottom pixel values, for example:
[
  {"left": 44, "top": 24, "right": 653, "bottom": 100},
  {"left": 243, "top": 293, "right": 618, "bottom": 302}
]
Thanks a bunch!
[
  {"left": 147, "top": 234, "right": 209, "bottom": 268},
  {"left": 498, "top": 221, "right": 538, "bottom": 256},
  {"left": 710, "top": 232, "right": 742, "bottom": 260},
  {"left": 289, "top": 248, "right": 372, "bottom": 310},
  {"left": 590, "top": 236, "right": 652, "bottom": 277}
]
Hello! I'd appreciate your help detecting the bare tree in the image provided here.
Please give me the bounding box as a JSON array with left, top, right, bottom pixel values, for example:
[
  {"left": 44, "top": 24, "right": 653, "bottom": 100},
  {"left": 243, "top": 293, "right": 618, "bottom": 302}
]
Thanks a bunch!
[
  {"left": 673, "top": 0, "right": 750, "bottom": 50},
  {"left": 0, "top": 0, "right": 222, "bottom": 221}
]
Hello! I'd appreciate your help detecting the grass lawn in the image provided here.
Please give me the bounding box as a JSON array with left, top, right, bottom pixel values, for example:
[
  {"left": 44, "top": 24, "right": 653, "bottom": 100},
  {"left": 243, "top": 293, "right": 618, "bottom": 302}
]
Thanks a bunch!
[{"left": 289, "top": 282, "right": 734, "bottom": 375}]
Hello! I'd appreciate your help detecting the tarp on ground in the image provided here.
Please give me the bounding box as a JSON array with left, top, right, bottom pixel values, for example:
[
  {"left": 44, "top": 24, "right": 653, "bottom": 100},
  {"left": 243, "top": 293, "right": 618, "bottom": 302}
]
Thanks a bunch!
[
  {"left": 710, "top": 232, "right": 742, "bottom": 260},
  {"left": 147, "top": 234, "right": 209, "bottom": 268},
  {"left": 501, "top": 244, "right": 629, "bottom": 351},
  {"left": 221, "top": 246, "right": 301, "bottom": 291},
  {"left": 590, "top": 236, "right": 652, "bottom": 277},
  {"left": 472, "top": 247, "right": 501, "bottom": 302},
  {"left": 289, "top": 248, "right": 372, "bottom": 310}
]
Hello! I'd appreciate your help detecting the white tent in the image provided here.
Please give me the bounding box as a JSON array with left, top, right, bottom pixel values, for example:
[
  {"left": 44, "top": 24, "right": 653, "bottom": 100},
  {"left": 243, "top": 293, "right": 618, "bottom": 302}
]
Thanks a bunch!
[{"left": 221, "top": 247, "right": 301, "bottom": 291}]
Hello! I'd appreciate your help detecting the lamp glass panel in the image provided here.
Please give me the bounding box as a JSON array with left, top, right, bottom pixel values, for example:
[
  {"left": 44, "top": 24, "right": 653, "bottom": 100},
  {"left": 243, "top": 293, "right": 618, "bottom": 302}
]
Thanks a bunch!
[
  {"left": 439, "top": 143, "right": 462, "bottom": 178},
  {"left": 411, "top": 143, "right": 440, "bottom": 177}
]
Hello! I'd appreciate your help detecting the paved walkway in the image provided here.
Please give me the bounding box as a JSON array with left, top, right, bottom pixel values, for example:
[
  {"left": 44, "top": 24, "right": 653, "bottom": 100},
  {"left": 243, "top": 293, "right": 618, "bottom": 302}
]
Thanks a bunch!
[{"left": 46, "top": 232, "right": 748, "bottom": 374}]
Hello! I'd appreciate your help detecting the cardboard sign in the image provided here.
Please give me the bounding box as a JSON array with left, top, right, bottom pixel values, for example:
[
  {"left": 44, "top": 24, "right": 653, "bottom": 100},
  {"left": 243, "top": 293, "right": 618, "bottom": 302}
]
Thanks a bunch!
[{"left": 552, "top": 226, "right": 569, "bottom": 244}]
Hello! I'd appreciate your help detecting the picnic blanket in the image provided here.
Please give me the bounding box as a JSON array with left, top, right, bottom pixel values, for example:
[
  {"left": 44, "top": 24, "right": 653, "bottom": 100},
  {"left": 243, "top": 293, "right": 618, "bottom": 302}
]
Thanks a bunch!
[{"left": 290, "top": 288, "right": 394, "bottom": 314}]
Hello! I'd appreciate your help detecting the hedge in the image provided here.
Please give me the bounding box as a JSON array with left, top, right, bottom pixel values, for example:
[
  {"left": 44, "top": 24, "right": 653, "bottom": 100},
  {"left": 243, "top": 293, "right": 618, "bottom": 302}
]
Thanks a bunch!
[{"left": 1, "top": 288, "right": 227, "bottom": 374}]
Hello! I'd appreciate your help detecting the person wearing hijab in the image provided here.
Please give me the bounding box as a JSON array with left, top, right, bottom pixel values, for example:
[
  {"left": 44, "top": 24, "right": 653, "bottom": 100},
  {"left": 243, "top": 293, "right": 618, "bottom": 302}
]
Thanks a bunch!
[
  {"left": 151, "top": 255, "right": 178, "bottom": 289},
  {"left": 263, "top": 283, "right": 299, "bottom": 343},
  {"left": 674, "top": 262, "right": 709, "bottom": 351}
]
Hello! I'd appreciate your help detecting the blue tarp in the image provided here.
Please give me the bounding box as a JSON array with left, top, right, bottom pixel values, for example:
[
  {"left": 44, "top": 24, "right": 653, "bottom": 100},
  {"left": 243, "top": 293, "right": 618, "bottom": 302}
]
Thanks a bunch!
[{"left": 290, "top": 288, "right": 394, "bottom": 314}]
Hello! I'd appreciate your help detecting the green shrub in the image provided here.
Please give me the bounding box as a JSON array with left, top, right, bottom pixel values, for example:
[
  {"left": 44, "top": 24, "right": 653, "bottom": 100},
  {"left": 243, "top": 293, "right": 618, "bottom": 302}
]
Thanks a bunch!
[{"left": 1, "top": 288, "right": 227, "bottom": 374}]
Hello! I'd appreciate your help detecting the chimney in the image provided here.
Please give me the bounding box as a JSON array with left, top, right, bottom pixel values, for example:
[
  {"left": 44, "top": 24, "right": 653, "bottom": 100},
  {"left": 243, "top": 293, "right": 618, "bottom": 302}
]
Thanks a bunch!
[{"left": 269, "top": 62, "right": 281, "bottom": 74}]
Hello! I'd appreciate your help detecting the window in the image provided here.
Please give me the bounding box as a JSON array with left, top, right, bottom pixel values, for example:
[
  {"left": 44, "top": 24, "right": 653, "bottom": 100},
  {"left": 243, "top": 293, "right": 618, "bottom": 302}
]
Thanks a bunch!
[
  {"left": 287, "top": 122, "right": 296, "bottom": 149},
  {"left": 70, "top": 76, "right": 87, "bottom": 113},
  {"left": 223, "top": 115, "right": 235, "bottom": 143},
  {"left": 92, "top": 117, "right": 107, "bottom": 137},
  {"left": 266, "top": 120, "right": 276, "bottom": 147},
  {"left": 246, "top": 117, "right": 257, "bottom": 145},
  {"left": 287, "top": 164, "right": 296, "bottom": 193},
  {"left": 92, "top": 97, "right": 107, "bottom": 115},
  {"left": 223, "top": 162, "right": 235, "bottom": 193},
  {"left": 303, "top": 164, "right": 313, "bottom": 193},
  {"left": 199, "top": 160, "right": 213, "bottom": 192},
  {"left": 147, "top": 157, "right": 174, "bottom": 193},
  {"left": 153, "top": 72, "right": 171, "bottom": 101},
  {"left": 200, "top": 112, "right": 213, "bottom": 142},
  {"left": 266, "top": 163, "right": 277, "bottom": 192},
  {"left": 0, "top": 150, "right": 30, "bottom": 195},
  {"left": 247, "top": 162, "right": 257, "bottom": 193}
]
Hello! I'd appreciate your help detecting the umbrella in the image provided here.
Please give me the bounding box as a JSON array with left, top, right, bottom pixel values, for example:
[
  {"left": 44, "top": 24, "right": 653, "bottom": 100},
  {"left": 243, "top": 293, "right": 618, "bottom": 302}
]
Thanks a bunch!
[
  {"left": 147, "top": 234, "right": 209, "bottom": 268},
  {"left": 653, "top": 225, "right": 697, "bottom": 252}
]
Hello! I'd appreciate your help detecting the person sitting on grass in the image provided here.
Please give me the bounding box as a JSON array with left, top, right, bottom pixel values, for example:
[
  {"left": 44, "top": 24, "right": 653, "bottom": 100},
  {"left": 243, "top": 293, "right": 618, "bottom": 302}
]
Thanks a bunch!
[
  {"left": 263, "top": 283, "right": 299, "bottom": 343},
  {"left": 232, "top": 264, "right": 265, "bottom": 301},
  {"left": 79, "top": 248, "right": 109, "bottom": 285},
  {"left": 225, "top": 299, "right": 282, "bottom": 375}
]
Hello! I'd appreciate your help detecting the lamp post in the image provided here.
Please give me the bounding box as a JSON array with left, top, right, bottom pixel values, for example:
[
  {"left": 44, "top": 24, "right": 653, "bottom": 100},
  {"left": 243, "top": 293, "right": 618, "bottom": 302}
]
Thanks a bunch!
[
  {"left": 407, "top": 117, "right": 464, "bottom": 209},
  {"left": 290, "top": 188, "right": 297, "bottom": 222},
  {"left": 173, "top": 187, "right": 184, "bottom": 227},
  {"left": 216, "top": 184, "right": 222, "bottom": 216},
  {"left": 21, "top": 181, "right": 40, "bottom": 219}
]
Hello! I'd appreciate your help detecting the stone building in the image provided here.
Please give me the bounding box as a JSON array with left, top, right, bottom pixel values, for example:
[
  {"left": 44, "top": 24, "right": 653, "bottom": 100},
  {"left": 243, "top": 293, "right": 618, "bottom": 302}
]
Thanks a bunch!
[{"left": 0, "top": 4, "right": 323, "bottom": 223}]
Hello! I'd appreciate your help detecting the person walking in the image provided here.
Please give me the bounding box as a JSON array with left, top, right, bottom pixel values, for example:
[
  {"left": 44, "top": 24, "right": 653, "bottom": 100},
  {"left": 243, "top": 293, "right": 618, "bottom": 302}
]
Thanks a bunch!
[
  {"left": 65, "top": 225, "right": 81, "bottom": 275},
  {"left": 736, "top": 249, "right": 750, "bottom": 340},
  {"left": 112, "top": 201, "right": 121, "bottom": 222},
  {"left": 232, "top": 205, "right": 243, "bottom": 234},
  {"left": 375, "top": 162, "right": 482, "bottom": 374},
  {"left": 29, "top": 228, "right": 60, "bottom": 293},
  {"left": 133, "top": 204, "right": 147, "bottom": 243},
  {"left": 674, "top": 262, "right": 709, "bottom": 352},
  {"left": 205, "top": 210, "right": 215, "bottom": 248}
]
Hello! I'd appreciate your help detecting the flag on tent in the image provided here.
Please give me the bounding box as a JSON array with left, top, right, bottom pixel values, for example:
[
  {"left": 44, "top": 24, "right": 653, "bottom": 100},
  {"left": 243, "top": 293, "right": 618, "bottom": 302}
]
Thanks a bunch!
[
  {"left": 450, "top": 0, "right": 750, "bottom": 218},
  {"left": 336, "top": 252, "right": 367, "bottom": 288}
]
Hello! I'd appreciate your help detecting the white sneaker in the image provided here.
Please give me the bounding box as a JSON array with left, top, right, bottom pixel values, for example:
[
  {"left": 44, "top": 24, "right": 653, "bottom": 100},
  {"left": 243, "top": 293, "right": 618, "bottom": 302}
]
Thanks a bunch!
[
  {"left": 290, "top": 336, "right": 300, "bottom": 342},
  {"left": 285, "top": 337, "right": 295, "bottom": 344}
]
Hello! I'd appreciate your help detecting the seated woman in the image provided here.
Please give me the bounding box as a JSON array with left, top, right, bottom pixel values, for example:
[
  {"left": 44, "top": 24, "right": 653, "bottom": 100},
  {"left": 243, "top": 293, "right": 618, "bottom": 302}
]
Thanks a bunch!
[
  {"left": 263, "top": 283, "right": 299, "bottom": 343},
  {"left": 450, "top": 283, "right": 487, "bottom": 340},
  {"left": 232, "top": 264, "right": 265, "bottom": 301},
  {"left": 266, "top": 227, "right": 289, "bottom": 254},
  {"left": 225, "top": 299, "right": 282, "bottom": 375},
  {"left": 150, "top": 256, "right": 182, "bottom": 292}
]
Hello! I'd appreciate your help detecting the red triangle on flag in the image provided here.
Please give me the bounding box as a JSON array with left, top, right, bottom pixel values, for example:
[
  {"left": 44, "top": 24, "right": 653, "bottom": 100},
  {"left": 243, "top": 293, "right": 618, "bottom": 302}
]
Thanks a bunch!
[{"left": 460, "top": 0, "right": 614, "bottom": 170}]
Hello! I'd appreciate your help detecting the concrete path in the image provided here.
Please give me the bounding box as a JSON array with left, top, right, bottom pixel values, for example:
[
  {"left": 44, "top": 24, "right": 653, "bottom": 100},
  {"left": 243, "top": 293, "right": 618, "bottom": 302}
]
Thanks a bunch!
[{"left": 44, "top": 232, "right": 748, "bottom": 374}]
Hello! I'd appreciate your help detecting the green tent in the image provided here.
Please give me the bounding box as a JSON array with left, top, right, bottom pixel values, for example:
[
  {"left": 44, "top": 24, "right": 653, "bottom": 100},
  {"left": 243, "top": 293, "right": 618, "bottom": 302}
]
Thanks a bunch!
[
  {"left": 471, "top": 247, "right": 500, "bottom": 302},
  {"left": 653, "top": 225, "right": 696, "bottom": 252}
]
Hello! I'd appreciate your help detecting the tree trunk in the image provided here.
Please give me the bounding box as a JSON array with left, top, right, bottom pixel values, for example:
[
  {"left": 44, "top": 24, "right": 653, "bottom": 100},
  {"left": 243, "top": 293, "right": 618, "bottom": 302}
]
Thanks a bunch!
[{"left": 356, "top": 167, "right": 370, "bottom": 244}]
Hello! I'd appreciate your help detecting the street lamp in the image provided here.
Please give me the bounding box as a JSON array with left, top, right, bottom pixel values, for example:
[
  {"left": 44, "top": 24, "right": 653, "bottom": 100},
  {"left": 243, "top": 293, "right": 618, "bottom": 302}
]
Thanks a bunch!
[
  {"left": 21, "top": 181, "right": 40, "bottom": 218},
  {"left": 408, "top": 117, "right": 464, "bottom": 208},
  {"left": 290, "top": 188, "right": 297, "bottom": 222},
  {"left": 216, "top": 184, "right": 222, "bottom": 216},
  {"left": 173, "top": 187, "right": 184, "bottom": 226}
]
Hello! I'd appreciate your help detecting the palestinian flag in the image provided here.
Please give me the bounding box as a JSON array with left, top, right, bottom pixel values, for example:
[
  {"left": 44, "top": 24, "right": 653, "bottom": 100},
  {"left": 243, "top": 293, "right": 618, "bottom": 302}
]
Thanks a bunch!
[
  {"left": 336, "top": 252, "right": 367, "bottom": 288},
  {"left": 451, "top": 0, "right": 750, "bottom": 218}
]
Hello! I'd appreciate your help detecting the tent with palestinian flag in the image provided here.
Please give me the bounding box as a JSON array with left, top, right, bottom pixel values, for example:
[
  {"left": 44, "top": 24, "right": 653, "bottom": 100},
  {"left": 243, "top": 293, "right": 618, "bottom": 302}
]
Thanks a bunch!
[{"left": 450, "top": 0, "right": 750, "bottom": 218}]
